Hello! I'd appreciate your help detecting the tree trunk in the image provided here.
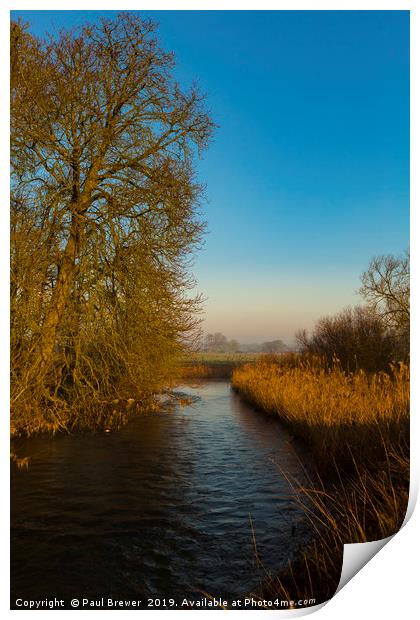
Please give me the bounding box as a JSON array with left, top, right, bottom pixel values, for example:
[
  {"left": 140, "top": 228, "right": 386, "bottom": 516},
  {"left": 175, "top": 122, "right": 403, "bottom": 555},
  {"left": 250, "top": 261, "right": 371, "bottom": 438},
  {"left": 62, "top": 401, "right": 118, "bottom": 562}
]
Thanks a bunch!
[{"left": 28, "top": 211, "right": 82, "bottom": 387}]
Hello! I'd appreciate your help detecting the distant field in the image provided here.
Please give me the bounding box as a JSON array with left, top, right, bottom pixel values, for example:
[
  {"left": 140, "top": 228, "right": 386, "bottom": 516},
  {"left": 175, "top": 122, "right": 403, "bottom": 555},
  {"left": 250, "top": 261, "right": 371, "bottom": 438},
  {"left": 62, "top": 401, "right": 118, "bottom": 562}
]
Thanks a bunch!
[
  {"left": 178, "top": 352, "right": 259, "bottom": 378},
  {"left": 181, "top": 352, "right": 260, "bottom": 365}
]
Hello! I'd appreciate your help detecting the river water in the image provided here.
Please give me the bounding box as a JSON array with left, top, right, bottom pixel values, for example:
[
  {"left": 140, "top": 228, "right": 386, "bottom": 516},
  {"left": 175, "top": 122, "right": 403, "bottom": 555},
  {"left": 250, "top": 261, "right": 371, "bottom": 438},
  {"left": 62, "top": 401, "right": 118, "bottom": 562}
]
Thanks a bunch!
[{"left": 11, "top": 381, "right": 311, "bottom": 608}]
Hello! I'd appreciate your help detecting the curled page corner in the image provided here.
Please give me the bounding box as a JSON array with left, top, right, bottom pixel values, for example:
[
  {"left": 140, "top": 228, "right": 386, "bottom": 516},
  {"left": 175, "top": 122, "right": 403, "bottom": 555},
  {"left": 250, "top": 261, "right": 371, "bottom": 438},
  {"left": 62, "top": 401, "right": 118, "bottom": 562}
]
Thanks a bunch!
[
  {"left": 262, "top": 484, "right": 417, "bottom": 616},
  {"left": 278, "top": 537, "right": 394, "bottom": 617},
  {"left": 402, "top": 477, "right": 418, "bottom": 527},
  {"left": 283, "top": 533, "right": 399, "bottom": 616},
  {"left": 335, "top": 535, "right": 393, "bottom": 595},
  {"left": 334, "top": 480, "right": 417, "bottom": 598}
]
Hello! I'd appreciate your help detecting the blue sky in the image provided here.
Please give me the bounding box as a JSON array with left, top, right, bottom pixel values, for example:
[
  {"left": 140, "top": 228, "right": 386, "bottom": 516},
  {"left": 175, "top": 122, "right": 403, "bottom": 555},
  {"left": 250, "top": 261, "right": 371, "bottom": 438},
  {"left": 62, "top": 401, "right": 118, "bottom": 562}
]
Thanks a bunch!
[{"left": 12, "top": 10, "right": 410, "bottom": 343}]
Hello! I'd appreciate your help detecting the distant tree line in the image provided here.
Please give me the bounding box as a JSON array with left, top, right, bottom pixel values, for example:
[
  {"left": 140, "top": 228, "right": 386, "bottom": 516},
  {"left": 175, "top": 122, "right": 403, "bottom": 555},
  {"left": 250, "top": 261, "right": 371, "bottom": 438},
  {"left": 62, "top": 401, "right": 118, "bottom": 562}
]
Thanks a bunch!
[
  {"left": 261, "top": 340, "right": 289, "bottom": 353},
  {"left": 202, "top": 333, "right": 240, "bottom": 353},
  {"left": 201, "top": 333, "right": 289, "bottom": 354}
]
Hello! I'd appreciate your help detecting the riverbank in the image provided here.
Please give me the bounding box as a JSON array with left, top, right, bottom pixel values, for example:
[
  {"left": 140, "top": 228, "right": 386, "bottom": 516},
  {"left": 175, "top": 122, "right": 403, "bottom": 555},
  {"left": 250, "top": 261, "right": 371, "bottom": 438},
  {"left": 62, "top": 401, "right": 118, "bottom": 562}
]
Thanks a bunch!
[
  {"left": 232, "top": 357, "right": 409, "bottom": 471},
  {"left": 10, "top": 357, "right": 409, "bottom": 605},
  {"left": 233, "top": 357, "right": 409, "bottom": 602},
  {"left": 11, "top": 380, "right": 309, "bottom": 607},
  {"left": 11, "top": 353, "right": 254, "bottom": 437},
  {"left": 10, "top": 389, "right": 195, "bottom": 442}
]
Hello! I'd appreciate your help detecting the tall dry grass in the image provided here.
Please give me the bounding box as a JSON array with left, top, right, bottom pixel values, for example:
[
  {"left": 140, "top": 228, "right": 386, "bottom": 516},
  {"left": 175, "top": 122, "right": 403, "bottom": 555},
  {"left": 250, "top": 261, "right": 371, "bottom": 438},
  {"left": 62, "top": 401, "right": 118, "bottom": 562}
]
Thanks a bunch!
[
  {"left": 234, "top": 357, "right": 409, "bottom": 604},
  {"left": 232, "top": 357, "right": 409, "bottom": 471},
  {"left": 256, "top": 442, "right": 409, "bottom": 605}
]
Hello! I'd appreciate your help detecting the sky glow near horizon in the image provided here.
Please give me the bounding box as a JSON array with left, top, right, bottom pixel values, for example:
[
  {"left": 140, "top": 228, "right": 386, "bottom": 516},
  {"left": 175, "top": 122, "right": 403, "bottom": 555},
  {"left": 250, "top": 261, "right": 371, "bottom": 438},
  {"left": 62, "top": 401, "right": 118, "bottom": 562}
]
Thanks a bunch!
[{"left": 12, "top": 9, "right": 410, "bottom": 344}]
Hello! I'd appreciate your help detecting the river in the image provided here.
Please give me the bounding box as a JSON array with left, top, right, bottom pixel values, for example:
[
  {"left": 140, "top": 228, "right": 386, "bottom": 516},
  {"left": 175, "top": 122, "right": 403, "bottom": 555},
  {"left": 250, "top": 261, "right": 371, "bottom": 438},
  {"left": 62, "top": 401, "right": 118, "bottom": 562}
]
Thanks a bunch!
[{"left": 11, "top": 380, "right": 311, "bottom": 609}]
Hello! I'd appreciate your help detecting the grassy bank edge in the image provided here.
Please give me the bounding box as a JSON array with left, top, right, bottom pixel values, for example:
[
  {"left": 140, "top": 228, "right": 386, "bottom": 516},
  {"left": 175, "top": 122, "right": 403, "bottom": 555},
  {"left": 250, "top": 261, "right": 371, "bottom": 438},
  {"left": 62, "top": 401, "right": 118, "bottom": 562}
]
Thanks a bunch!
[{"left": 231, "top": 359, "right": 409, "bottom": 606}]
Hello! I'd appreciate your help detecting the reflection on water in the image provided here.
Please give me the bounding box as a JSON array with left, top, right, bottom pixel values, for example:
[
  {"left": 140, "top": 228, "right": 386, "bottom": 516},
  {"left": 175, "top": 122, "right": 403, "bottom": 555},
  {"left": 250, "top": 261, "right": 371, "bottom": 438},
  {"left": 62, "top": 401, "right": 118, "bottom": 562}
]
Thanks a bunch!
[{"left": 11, "top": 381, "right": 310, "bottom": 606}]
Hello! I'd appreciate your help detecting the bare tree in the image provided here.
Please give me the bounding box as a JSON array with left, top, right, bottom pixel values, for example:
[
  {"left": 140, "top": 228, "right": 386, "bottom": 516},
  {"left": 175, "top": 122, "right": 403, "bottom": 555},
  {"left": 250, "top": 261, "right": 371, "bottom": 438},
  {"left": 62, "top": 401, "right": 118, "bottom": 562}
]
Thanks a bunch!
[
  {"left": 227, "top": 339, "right": 240, "bottom": 352},
  {"left": 262, "top": 339, "right": 287, "bottom": 353},
  {"left": 11, "top": 14, "right": 214, "bottom": 433},
  {"left": 203, "top": 332, "right": 228, "bottom": 352},
  {"left": 359, "top": 252, "right": 409, "bottom": 335},
  {"left": 295, "top": 306, "right": 394, "bottom": 372}
]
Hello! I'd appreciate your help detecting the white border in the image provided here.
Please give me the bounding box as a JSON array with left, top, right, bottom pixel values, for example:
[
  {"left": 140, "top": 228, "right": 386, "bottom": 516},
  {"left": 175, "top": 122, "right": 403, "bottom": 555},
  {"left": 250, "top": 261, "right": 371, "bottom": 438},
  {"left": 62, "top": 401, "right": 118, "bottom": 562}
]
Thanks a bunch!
[{"left": 2, "top": 2, "right": 417, "bottom": 619}]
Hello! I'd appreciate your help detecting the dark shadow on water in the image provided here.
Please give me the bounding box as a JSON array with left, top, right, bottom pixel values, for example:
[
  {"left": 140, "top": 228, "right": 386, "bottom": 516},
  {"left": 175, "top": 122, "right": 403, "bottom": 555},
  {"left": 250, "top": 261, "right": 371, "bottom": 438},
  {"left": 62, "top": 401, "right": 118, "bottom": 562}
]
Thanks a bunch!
[{"left": 11, "top": 381, "right": 312, "bottom": 608}]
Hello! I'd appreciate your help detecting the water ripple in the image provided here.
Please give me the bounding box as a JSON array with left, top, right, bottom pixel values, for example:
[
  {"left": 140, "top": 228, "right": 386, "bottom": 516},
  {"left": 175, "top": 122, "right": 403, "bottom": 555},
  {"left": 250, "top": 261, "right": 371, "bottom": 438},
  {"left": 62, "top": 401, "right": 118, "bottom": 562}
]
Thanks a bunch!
[{"left": 11, "top": 380, "right": 311, "bottom": 602}]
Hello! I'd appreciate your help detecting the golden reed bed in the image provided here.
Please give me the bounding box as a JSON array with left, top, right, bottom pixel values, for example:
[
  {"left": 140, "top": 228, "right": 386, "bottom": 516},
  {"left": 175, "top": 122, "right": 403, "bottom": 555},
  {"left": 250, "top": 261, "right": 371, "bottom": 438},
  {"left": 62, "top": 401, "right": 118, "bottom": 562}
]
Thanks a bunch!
[
  {"left": 234, "top": 357, "right": 410, "bottom": 603},
  {"left": 232, "top": 358, "right": 409, "bottom": 470}
]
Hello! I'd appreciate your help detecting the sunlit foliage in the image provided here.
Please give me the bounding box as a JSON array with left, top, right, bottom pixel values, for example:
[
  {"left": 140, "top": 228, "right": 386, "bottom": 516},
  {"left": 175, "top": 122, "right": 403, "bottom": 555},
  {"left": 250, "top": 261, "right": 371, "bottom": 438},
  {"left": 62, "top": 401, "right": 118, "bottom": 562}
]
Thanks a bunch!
[{"left": 11, "top": 14, "right": 214, "bottom": 435}]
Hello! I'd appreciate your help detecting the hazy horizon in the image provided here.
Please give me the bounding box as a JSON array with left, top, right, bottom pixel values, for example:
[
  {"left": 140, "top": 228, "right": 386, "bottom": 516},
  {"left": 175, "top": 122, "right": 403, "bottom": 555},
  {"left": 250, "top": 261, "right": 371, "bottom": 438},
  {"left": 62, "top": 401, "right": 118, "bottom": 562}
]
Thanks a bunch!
[{"left": 196, "top": 267, "right": 363, "bottom": 344}]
